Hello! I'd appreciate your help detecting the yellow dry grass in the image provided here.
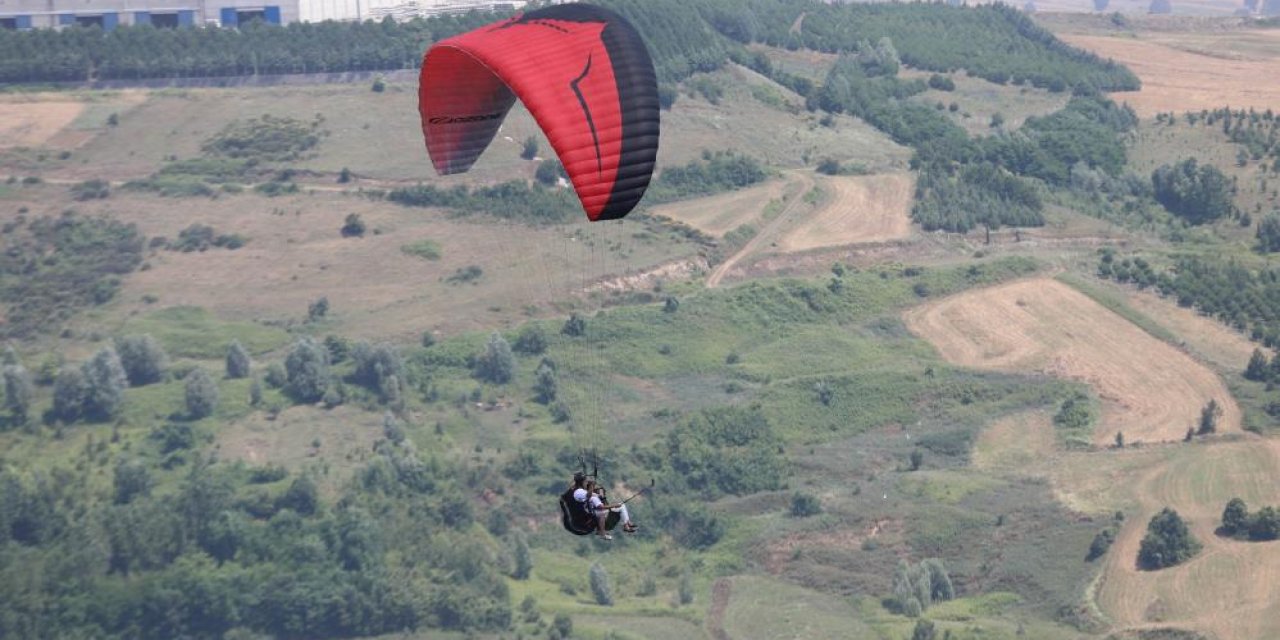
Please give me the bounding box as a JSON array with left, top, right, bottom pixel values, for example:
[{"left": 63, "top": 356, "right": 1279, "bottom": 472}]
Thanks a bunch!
[
  {"left": 1049, "top": 440, "right": 1280, "bottom": 640},
  {"left": 776, "top": 172, "right": 915, "bottom": 252},
  {"left": 649, "top": 179, "right": 786, "bottom": 237},
  {"left": 903, "top": 278, "right": 1240, "bottom": 446},
  {"left": 971, "top": 410, "right": 1057, "bottom": 475},
  {"left": 0, "top": 102, "right": 85, "bottom": 149},
  {"left": 1121, "top": 286, "right": 1258, "bottom": 373},
  {"left": 1060, "top": 33, "right": 1280, "bottom": 117}
]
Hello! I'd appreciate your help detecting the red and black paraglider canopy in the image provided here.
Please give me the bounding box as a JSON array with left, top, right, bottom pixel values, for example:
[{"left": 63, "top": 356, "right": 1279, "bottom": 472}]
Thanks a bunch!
[{"left": 418, "top": 3, "right": 660, "bottom": 221}]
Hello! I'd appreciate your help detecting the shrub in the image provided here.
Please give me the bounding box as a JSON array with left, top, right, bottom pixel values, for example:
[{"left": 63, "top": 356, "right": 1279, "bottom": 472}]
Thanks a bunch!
[
  {"left": 115, "top": 334, "right": 168, "bottom": 386},
  {"left": 184, "top": 368, "right": 219, "bottom": 419}
]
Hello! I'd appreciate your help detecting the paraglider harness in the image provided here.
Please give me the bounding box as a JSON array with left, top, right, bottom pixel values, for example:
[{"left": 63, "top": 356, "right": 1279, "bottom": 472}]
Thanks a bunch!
[{"left": 558, "top": 456, "right": 652, "bottom": 536}]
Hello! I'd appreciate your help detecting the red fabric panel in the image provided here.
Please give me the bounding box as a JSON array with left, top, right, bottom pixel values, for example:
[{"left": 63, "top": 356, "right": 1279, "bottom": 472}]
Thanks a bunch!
[{"left": 420, "top": 15, "right": 630, "bottom": 220}]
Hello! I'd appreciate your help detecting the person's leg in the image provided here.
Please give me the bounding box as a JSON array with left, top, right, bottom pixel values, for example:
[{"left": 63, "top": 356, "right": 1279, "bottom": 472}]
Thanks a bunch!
[{"left": 596, "top": 514, "right": 610, "bottom": 538}]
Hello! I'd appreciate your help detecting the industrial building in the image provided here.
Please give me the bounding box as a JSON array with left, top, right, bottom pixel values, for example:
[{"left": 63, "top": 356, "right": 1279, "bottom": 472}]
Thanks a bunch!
[{"left": 0, "top": 0, "right": 524, "bottom": 30}]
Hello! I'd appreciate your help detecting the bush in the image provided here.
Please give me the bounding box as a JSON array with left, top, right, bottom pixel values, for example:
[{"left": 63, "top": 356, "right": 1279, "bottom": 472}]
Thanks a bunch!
[
  {"left": 589, "top": 562, "right": 613, "bottom": 606},
  {"left": 513, "top": 325, "right": 547, "bottom": 355},
  {"left": 474, "top": 333, "right": 515, "bottom": 385},
  {"left": 341, "top": 213, "right": 366, "bottom": 238},
  {"left": 790, "top": 492, "right": 822, "bottom": 517},
  {"left": 81, "top": 346, "right": 127, "bottom": 421},
  {"left": 70, "top": 179, "right": 110, "bottom": 201}
]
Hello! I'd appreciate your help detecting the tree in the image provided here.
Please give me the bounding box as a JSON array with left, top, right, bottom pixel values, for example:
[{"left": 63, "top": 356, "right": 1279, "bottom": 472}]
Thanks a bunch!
[
  {"left": 1149, "top": 0, "right": 1173, "bottom": 12},
  {"left": 910, "top": 449, "right": 924, "bottom": 471},
  {"left": 553, "top": 612, "right": 572, "bottom": 639},
  {"left": 512, "top": 530, "right": 532, "bottom": 579},
  {"left": 184, "top": 368, "right": 219, "bottom": 419},
  {"left": 534, "top": 362, "right": 557, "bottom": 404},
  {"left": 115, "top": 334, "right": 169, "bottom": 386},
  {"left": 1093, "top": 0, "right": 1110, "bottom": 10},
  {"left": 340, "top": 213, "right": 365, "bottom": 238},
  {"left": 912, "top": 619, "right": 937, "bottom": 640},
  {"left": 1137, "top": 508, "right": 1201, "bottom": 570},
  {"left": 113, "top": 458, "right": 152, "bottom": 504},
  {"left": 990, "top": 112, "right": 1005, "bottom": 128},
  {"left": 678, "top": 570, "right": 694, "bottom": 605},
  {"left": 1250, "top": 506, "right": 1280, "bottom": 540},
  {"left": 2, "top": 365, "right": 34, "bottom": 423},
  {"left": 1198, "top": 399, "right": 1222, "bottom": 435},
  {"left": 474, "top": 332, "right": 515, "bottom": 384},
  {"left": 664, "top": 296, "right": 680, "bottom": 313},
  {"left": 226, "top": 341, "right": 251, "bottom": 379},
  {"left": 1245, "top": 348, "right": 1270, "bottom": 381},
  {"left": 1114, "top": 431, "right": 1125, "bottom": 449},
  {"left": 536, "top": 159, "right": 565, "bottom": 186},
  {"left": 1221, "top": 497, "right": 1249, "bottom": 535},
  {"left": 1258, "top": 214, "right": 1280, "bottom": 252},
  {"left": 513, "top": 325, "right": 547, "bottom": 355},
  {"left": 82, "top": 346, "right": 128, "bottom": 421},
  {"left": 589, "top": 562, "right": 613, "bottom": 605},
  {"left": 277, "top": 475, "right": 318, "bottom": 515},
  {"left": 1151, "top": 158, "right": 1236, "bottom": 224},
  {"left": 562, "top": 313, "right": 586, "bottom": 337},
  {"left": 52, "top": 368, "right": 88, "bottom": 422},
  {"left": 521, "top": 135, "right": 539, "bottom": 160},
  {"left": 285, "top": 337, "right": 331, "bottom": 403},
  {"left": 249, "top": 378, "right": 263, "bottom": 406}
]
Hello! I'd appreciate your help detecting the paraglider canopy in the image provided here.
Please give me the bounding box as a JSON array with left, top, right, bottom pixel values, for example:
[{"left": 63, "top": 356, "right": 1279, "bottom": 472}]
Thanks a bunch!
[{"left": 418, "top": 3, "right": 660, "bottom": 221}]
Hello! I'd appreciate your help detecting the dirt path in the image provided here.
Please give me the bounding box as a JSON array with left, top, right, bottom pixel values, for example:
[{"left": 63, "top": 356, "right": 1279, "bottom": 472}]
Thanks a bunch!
[
  {"left": 707, "top": 577, "right": 733, "bottom": 640},
  {"left": 904, "top": 278, "right": 1241, "bottom": 445},
  {"left": 707, "top": 171, "right": 815, "bottom": 288}
]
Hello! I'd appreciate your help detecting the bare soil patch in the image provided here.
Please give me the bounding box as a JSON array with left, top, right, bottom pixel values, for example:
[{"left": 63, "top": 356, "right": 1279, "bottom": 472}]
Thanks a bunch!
[
  {"left": 1059, "top": 33, "right": 1280, "bottom": 116},
  {"left": 777, "top": 172, "right": 914, "bottom": 252},
  {"left": 0, "top": 102, "right": 85, "bottom": 149},
  {"left": 649, "top": 180, "right": 786, "bottom": 238},
  {"left": 903, "top": 278, "right": 1240, "bottom": 445}
]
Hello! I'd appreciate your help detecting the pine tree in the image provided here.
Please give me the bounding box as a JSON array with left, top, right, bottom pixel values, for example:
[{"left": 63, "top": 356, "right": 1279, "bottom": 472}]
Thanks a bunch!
[{"left": 1245, "top": 348, "right": 1269, "bottom": 381}]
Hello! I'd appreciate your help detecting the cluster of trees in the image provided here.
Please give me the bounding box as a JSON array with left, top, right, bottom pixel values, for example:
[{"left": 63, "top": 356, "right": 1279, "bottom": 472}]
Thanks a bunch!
[
  {"left": 796, "top": 22, "right": 1136, "bottom": 234},
  {"left": 694, "top": 0, "right": 1137, "bottom": 93},
  {"left": 0, "top": 14, "right": 486, "bottom": 83},
  {"left": 0, "top": 212, "right": 144, "bottom": 338},
  {"left": 645, "top": 150, "right": 767, "bottom": 202},
  {"left": 386, "top": 181, "right": 578, "bottom": 224},
  {"left": 641, "top": 405, "right": 787, "bottom": 499},
  {"left": 1219, "top": 498, "right": 1280, "bottom": 541},
  {"left": 1137, "top": 508, "right": 1201, "bottom": 570},
  {"left": 1151, "top": 158, "right": 1239, "bottom": 225},
  {"left": 1, "top": 0, "right": 1137, "bottom": 113},
  {"left": 0, "top": 424, "right": 515, "bottom": 637},
  {"left": 1097, "top": 253, "right": 1280, "bottom": 350},
  {"left": 889, "top": 558, "right": 955, "bottom": 617}
]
